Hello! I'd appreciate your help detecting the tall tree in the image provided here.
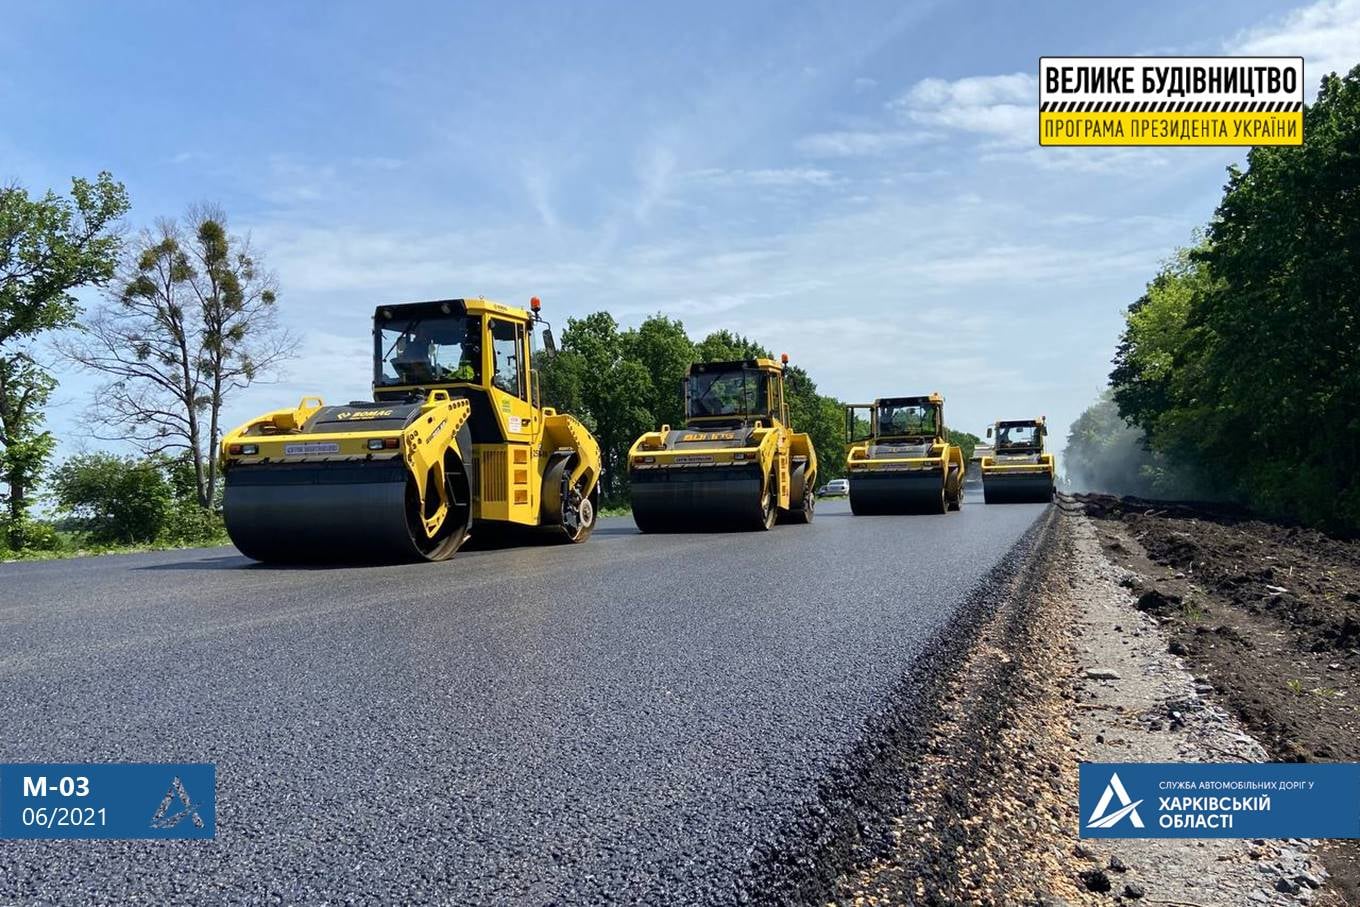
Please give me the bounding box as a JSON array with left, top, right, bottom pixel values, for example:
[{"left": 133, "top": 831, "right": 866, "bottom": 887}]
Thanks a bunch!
[
  {"left": 695, "top": 329, "right": 767, "bottom": 363},
  {"left": 1108, "top": 66, "right": 1360, "bottom": 528},
  {"left": 61, "top": 206, "right": 296, "bottom": 508},
  {"left": 620, "top": 315, "right": 693, "bottom": 429},
  {"left": 783, "top": 364, "right": 848, "bottom": 480},
  {"left": 541, "top": 312, "right": 654, "bottom": 500},
  {"left": 0, "top": 171, "right": 128, "bottom": 546}
]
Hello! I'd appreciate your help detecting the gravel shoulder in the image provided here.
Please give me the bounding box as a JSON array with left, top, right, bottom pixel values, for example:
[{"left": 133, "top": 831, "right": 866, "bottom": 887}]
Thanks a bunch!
[
  {"left": 1076, "top": 494, "right": 1360, "bottom": 905},
  {"left": 835, "top": 505, "right": 1336, "bottom": 906}
]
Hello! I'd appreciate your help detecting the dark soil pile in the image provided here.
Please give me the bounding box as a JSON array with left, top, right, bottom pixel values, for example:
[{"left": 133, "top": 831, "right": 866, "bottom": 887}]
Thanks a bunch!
[{"left": 1072, "top": 492, "right": 1360, "bottom": 903}]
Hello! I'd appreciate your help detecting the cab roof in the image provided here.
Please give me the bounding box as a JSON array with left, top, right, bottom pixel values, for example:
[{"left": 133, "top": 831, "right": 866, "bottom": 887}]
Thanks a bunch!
[
  {"left": 373, "top": 297, "right": 535, "bottom": 324},
  {"left": 875, "top": 392, "right": 944, "bottom": 406},
  {"left": 688, "top": 358, "right": 783, "bottom": 375}
]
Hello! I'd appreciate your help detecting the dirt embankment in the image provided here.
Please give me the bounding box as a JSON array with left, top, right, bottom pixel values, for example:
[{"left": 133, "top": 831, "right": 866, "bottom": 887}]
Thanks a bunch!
[{"left": 1072, "top": 493, "right": 1360, "bottom": 903}]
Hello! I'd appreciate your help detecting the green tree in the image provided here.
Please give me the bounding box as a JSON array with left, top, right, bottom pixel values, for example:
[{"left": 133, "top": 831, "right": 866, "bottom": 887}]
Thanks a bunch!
[
  {"left": 1109, "top": 65, "right": 1360, "bottom": 528},
  {"left": 620, "top": 314, "right": 693, "bottom": 429},
  {"left": 0, "top": 172, "right": 129, "bottom": 547},
  {"left": 60, "top": 205, "right": 296, "bottom": 509},
  {"left": 50, "top": 453, "right": 173, "bottom": 544},
  {"left": 695, "top": 329, "right": 767, "bottom": 362},
  {"left": 1109, "top": 244, "right": 1224, "bottom": 494},
  {"left": 1189, "top": 66, "right": 1360, "bottom": 527},
  {"left": 1064, "top": 391, "right": 1198, "bottom": 498},
  {"left": 543, "top": 312, "right": 654, "bottom": 501},
  {"left": 784, "top": 364, "right": 846, "bottom": 480}
]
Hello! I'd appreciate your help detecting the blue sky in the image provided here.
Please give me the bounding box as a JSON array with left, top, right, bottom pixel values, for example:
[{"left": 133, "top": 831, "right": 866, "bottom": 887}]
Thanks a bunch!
[{"left": 3, "top": 0, "right": 1358, "bottom": 463}]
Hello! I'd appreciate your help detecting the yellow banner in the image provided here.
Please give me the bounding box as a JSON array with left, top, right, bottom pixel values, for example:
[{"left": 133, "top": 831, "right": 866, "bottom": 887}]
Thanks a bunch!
[{"left": 1040, "top": 111, "right": 1302, "bottom": 147}]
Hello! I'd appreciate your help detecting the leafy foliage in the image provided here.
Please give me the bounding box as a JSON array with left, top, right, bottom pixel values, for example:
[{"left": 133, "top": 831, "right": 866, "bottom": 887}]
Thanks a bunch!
[
  {"left": 60, "top": 205, "right": 296, "bottom": 508},
  {"left": 51, "top": 453, "right": 173, "bottom": 544},
  {"left": 0, "top": 172, "right": 129, "bottom": 546},
  {"left": 946, "top": 429, "right": 981, "bottom": 462},
  {"left": 1064, "top": 391, "right": 1198, "bottom": 498},
  {"left": 1107, "top": 65, "right": 1360, "bottom": 531},
  {"left": 49, "top": 452, "right": 226, "bottom": 547}
]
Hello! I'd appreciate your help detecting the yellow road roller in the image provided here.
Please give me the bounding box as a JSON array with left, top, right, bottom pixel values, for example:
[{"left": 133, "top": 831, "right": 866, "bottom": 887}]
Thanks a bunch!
[
  {"left": 220, "top": 297, "right": 602, "bottom": 562},
  {"left": 627, "top": 355, "right": 817, "bottom": 531},
  {"left": 845, "top": 393, "right": 965, "bottom": 514},
  {"left": 981, "top": 417, "right": 1055, "bottom": 504}
]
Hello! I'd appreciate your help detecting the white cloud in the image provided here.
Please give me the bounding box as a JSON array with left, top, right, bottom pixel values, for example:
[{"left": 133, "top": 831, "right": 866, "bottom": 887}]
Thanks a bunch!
[
  {"left": 350, "top": 156, "right": 405, "bottom": 171},
  {"left": 1230, "top": 0, "right": 1360, "bottom": 92},
  {"left": 794, "top": 129, "right": 938, "bottom": 157},
  {"left": 890, "top": 72, "right": 1036, "bottom": 146},
  {"left": 980, "top": 147, "right": 1175, "bottom": 174},
  {"left": 521, "top": 162, "right": 559, "bottom": 229},
  {"left": 852, "top": 76, "right": 878, "bottom": 92},
  {"left": 899, "top": 72, "right": 1034, "bottom": 109},
  {"left": 684, "top": 167, "right": 841, "bottom": 187},
  {"left": 632, "top": 144, "right": 678, "bottom": 224}
]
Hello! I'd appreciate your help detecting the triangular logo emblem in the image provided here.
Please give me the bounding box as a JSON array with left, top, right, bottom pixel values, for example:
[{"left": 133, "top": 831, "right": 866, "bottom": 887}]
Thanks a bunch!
[
  {"left": 150, "top": 776, "right": 205, "bottom": 830},
  {"left": 1086, "top": 771, "right": 1145, "bottom": 829}
]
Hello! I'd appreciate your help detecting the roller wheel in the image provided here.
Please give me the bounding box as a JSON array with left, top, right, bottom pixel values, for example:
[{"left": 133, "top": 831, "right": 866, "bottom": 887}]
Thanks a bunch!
[
  {"left": 560, "top": 483, "right": 596, "bottom": 544},
  {"left": 405, "top": 472, "right": 468, "bottom": 561},
  {"left": 946, "top": 466, "right": 963, "bottom": 512},
  {"left": 544, "top": 456, "right": 596, "bottom": 544},
  {"left": 788, "top": 490, "right": 815, "bottom": 524},
  {"left": 779, "top": 463, "right": 815, "bottom": 525},
  {"left": 632, "top": 508, "right": 661, "bottom": 533},
  {"left": 754, "top": 476, "right": 777, "bottom": 530}
]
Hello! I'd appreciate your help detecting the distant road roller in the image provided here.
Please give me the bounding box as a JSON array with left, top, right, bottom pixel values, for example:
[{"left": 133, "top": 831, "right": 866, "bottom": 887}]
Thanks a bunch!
[
  {"left": 844, "top": 393, "right": 965, "bottom": 514},
  {"left": 628, "top": 356, "right": 817, "bottom": 531},
  {"left": 981, "top": 417, "right": 1055, "bottom": 503},
  {"left": 220, "top": 297, "right": 602, "bottom": 562}
]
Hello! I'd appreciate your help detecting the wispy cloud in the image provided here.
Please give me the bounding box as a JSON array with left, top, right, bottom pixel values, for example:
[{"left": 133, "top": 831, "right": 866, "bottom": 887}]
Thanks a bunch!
[
  {"left": 1229, "top": 0, "right": 1360, "bottom": 92},
  {"left": 890, "top": 72, "right": 1036, "bottom": 147},
  {"left": 794, "top": 129, "right": 939, "bottom": 158},
  {"left": 632, "top": 144, "right": 678, "bottom": 224},
  {"left": 684, "top": 167, "right": 841, "bottom": 188},
  {"left": 521, "top": 161, "right": 559, "bottom": 229}
]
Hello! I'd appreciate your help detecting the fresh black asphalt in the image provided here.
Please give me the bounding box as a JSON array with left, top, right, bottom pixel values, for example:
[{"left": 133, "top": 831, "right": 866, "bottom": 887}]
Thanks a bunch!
[{"left": 0, "top": 497, "right": 1049, "bottom": 904}]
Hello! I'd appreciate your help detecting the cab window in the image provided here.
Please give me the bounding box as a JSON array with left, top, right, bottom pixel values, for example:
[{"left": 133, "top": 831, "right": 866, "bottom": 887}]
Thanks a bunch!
[{"left": 490, "top": 318, "right": 524, "bottom": 398}]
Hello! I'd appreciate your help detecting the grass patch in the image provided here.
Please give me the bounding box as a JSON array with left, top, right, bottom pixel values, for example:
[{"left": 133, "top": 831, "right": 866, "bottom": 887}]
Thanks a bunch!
[{"left": 1180, "top": 598, "right": 1206, "bottom": 624}]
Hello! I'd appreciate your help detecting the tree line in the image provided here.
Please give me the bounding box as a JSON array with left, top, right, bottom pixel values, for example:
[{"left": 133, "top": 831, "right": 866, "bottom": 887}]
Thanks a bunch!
[
  {"left": 1066, "top": 65, "right": 1360, "bottom": 533},
  {"left": 1, "top": 177, "right": 293, "bottom": 555}
]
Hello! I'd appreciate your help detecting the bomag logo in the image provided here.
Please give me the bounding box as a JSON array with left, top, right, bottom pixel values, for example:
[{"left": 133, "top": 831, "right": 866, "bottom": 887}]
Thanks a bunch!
[
  {"left": 336, "top": 409, "right": 394, "bottom": 421},
  {"left": 681, "top": 432, "right": 736, "bottom": 441}
]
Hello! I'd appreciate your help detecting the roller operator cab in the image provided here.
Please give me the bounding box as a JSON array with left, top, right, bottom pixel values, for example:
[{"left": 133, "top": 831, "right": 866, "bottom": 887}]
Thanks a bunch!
[
  {"left": 220, "top": 297, "right": 602, "bottom": 563},
  {"left": 627, "top": 356, "right": 817, "bottom": 531},
  {"left": 844, "top": 393, "right": 966, "bottom": 514},
  {"left": 981, "top": 417, "right": 1056, "bottom": 504}
]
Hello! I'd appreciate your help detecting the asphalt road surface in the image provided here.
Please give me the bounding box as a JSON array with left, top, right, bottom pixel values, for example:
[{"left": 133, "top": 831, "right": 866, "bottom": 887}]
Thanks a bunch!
[{"left": 0, "top": 497, "right": 1049, "bottom": 904}]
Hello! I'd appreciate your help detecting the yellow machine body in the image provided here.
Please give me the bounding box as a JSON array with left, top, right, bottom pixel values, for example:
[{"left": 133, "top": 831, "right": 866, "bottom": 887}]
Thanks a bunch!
[
  {"left": 220, "top": 297, "right": 602, "bottom": 562},
  {"left": 981, "top": 417, "right": 1055, "bottom": 504},
  {"left": 844, "top": 392, "right": 965, "bottom": 514},
  {"left": 627, "top": 358, "right": 817, "bottom": 530}
]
